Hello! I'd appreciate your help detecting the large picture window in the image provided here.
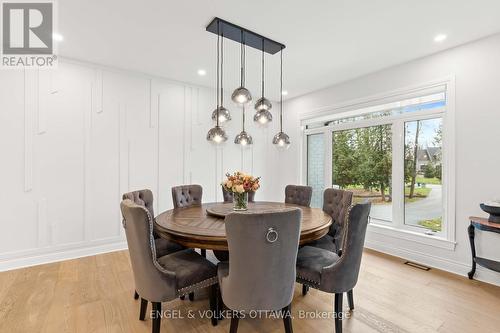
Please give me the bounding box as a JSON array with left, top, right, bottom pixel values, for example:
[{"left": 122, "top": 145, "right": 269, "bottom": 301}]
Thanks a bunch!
[{"left": 304, "top": 87, "right": 452, "bottom": 240}]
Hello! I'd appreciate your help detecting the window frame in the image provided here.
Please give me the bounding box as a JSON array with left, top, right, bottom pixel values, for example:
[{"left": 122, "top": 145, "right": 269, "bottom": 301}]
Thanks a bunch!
[{"left": 301, "top": 78, "right": 456, "bottom": 249}]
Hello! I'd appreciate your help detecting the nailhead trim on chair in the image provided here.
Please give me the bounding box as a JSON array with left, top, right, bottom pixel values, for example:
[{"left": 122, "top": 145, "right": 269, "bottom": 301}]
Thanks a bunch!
[
  {"left": 122, "top": 203, "right": 176, "bottom": 276},
  {"left": 338, "top": 204, "right": 354, "bottom": 256},
  {"left": 296, "top": 275, "right": 320, "bottom": 286},
  {"left": 177, "top": 276, "right": 218, "bottom": 296},
  {"left": 296, "top": 276, "right": 320, "bottom": 289},
  {"left": 329, "top": 204, "right": 355, "bottom": 269}
]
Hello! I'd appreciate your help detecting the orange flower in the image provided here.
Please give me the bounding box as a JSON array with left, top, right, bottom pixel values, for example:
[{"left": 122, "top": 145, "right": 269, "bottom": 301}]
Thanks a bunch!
[{"left": 224, "top": 171, "right": 261, "bottom": 193}]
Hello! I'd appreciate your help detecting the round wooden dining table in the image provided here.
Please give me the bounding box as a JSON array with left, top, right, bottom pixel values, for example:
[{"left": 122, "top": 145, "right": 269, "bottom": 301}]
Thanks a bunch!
[{"left": 155, "top": 201, "right": 332, "bottom": 251}]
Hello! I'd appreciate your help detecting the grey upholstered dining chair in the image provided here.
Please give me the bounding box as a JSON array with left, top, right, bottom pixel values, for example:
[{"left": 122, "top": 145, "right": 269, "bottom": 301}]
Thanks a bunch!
[
  {"left": 221, "top": 186, "right": 255, "bottom": 203},
  {"left": 302, "top": 188, "right": 353, "bottom": 296},
  {"left": 218, "top": 209, "right": 302, "bottom": 333},
  {"left": 284, "top": 185, "right": 313, "bottom": 207},
  {"left": 120, "top": 199, "right": 219, "bottom": 333},
  {"left": 296, "top": 202, "right": 371, "bottom": 333},
  {"left": 171, "top": 184, "right": 203, "bottom": 208},
  {"left": 215, "top": 186, "right": 256, "bottom": 263},
  {"left": 122, "top": 189, "right": 184, "bottom": 300},
  {"left": 284, "top": 185, "right": 313, "bottom": 296},
  {"left": 306, "top": 188, "right": 353, "bottom": 254},
  {"left": 171, "top": 184, "right": 207, "bottom": 258}
]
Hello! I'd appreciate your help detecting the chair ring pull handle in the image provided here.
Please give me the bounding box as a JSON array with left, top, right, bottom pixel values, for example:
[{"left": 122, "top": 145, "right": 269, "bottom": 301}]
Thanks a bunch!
[{"left": 266, "top": 227, "right": 278, "bottom": 243}]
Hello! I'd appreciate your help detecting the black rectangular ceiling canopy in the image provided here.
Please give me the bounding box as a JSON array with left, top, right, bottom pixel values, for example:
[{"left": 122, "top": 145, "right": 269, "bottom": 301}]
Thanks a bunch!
[{"left": 206, "top": 17, "right": 285, "bottom": 55}]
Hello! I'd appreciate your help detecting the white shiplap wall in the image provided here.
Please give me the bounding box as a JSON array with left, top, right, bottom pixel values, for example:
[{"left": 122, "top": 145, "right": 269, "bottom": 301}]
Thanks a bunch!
[{"left": 0, "top": 59, "right": 279, "bottom": 270}]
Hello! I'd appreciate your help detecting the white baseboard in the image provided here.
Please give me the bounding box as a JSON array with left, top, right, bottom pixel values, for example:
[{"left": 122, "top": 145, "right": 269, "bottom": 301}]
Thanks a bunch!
[
  {"left": 365, "top": 239, "right": 500, "bottom": 287},
  {"left": 2, "top": 235, "right": 499, "bottom": 287},
  {"left": 0, "top": 237, "right": 128, "bottom": 272}
]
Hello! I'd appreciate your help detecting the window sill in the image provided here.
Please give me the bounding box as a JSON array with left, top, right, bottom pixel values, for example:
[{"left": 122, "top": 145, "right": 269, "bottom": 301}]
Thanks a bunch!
[{"left": 367, "top": 223, "right": 456, "bottom": 251}]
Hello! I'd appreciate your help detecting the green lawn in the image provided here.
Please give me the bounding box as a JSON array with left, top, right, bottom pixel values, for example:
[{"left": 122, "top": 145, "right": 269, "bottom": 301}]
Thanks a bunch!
[
  {"left": 418, "top": 217, "right": 442, "bottom": 232},
  {"left": 404, "top": 186, "right": 431, "bottom": 203},
  {"left": 344, "top": 185, "right": 366, "bottom": 190},
  {"left": 415, "top": 176, "right": 442, "bottom": 185},
  {"left": 404, "top": 186, "right": 431, "bottom": 197},
  {"left": 345, "top": 184, "right": 432, "bottom": 204}
]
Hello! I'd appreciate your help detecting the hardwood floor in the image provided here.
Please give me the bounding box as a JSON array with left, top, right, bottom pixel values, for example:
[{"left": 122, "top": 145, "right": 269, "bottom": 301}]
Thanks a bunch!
[{"left": 1, "top": 249, "right": 499, "bottom": 333}]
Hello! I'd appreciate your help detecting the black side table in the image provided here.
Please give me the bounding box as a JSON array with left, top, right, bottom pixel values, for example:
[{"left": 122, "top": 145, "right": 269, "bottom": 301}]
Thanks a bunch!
[{"left": 468, "top": 216, "right": 500, "bottom": 279}]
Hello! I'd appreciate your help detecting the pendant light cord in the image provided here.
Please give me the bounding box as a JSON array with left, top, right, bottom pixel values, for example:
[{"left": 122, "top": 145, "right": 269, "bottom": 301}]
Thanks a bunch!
[
  {"left": 220, "top": 31, "right": 224, "bottom": 107},
  {"left": 279, "top": 48, "right": 283, "bottom": 132},
  {"left": 240, "top": 31, "right": 245, "bottom": 86},
  {"left": 261, "top": 39, "right": 265, "bottom": 98},
  {"left": 242, "top": 105, "right": 246, "bottom": 131},
  {"left": 243, "top": 37, "right": 246, "bottom": 86},
  {"left": 216, "top": 21, "right": 220, "bottom": 127}
]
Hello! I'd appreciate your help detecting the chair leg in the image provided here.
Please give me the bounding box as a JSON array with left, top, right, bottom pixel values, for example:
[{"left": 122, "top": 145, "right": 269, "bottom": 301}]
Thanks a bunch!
[
  {"left": 188, "top": 292, "right": 194, "bottom": 301},
  {"left": 201, "top": 249, "right": 206, "bottom": 257},
  {"left": 347, "top": 289, "right": 354, "bottom": 310},
  {"left": 229, "top": 316, "right": 239, "bottom": 333},
  {"left": 209, "top": 284, "right": 218, "bottom": 326},
  {"left": 334, "top": 293, "right": 343, "bottom": 333},
  {"left": 282, "top": 303, "right": 293, "bottom": 333},
  {"left": 217, "top": 286, "right": 225, "bottom": 317},
  {"left": 139, "top": 298, "right": 148, "bottom": 321},
  {"left": 134, "top": 290, "right": 139, "bottom": 300},
  {"left": 152, "top": 302, "right": 162, "bottom": 333},
  {"left": 302, "top": 284, "right": 309, "bottom": 296}
]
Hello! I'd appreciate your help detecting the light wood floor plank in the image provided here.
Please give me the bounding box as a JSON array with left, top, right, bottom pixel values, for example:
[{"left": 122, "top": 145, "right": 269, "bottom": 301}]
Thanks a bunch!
[{"left": 1, "top": 249, "right": 499, "bottom": 333}]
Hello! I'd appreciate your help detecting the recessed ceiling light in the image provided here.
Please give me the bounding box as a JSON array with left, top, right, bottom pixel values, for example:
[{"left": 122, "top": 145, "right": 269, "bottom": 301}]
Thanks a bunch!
[
  {"left": 52, "top": 33, "right": 64, "bottom": 42},
  {"left": 281, "top": 90, "right": 288, "bottom": 96},
  {"left": 197, "top": 69, "right": 207, "bottom": 76},
  {"left": 434, "top": 34, "right": 447, "bottom": 43}
]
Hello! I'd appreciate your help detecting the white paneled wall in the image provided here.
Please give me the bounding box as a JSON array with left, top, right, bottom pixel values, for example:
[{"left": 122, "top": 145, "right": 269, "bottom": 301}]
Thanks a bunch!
[{"left": 0, "top": 59, "right": 276, "bottom": 270}]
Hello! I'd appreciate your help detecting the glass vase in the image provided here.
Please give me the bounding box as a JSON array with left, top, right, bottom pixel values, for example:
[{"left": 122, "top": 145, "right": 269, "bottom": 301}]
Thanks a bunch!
[{"left": 233, "top": 192, "right": 249, "bottom": 211}]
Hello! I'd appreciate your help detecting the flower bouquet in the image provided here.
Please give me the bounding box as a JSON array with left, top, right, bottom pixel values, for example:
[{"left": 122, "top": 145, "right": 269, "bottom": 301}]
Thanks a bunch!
[{"left": 222, "top": 171, "right": 261, "bottom": 211}]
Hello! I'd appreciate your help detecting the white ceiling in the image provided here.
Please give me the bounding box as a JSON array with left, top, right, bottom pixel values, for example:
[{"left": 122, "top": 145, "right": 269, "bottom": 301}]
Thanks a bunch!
[{"left": 59, "top": 0, "right": 500, "bottom": 100}]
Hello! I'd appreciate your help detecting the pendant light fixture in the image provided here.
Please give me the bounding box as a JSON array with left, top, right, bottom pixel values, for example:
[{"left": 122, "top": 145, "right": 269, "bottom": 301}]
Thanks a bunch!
[
  {"left": 206, "top": 17, "right": 287, "bottom": 147},
  {"left": 234, "top": 105, "right": 253, "bottom": 147},
  {"left": 231, "top": 31, "right": 252, "bottom": 105},
  {"left": 207, "top": 21, "right": 228, "bottom": 144},
  {"left": 211, "top": 31, "right": 231, "bottom": 123},
  {"left": 272, "top": 48, "right": 290, "bottom": 150},
  {"left": 254, "top": 40, "right": 273, "bottom": 125}
]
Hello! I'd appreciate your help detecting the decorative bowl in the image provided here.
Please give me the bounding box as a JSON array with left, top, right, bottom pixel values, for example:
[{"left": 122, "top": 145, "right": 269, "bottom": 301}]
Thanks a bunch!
[{"left": 480, "top": 203, "right": 500, "bottom": 223}]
